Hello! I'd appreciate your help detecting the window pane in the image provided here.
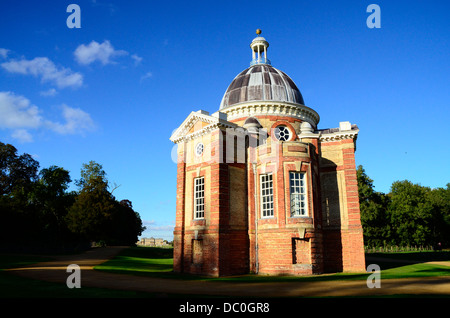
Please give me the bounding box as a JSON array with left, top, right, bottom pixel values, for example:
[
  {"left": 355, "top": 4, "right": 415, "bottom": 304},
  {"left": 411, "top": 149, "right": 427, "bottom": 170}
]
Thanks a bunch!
[
  {"left": 194, "top": 177, "right": 205, "bottom": 219},
  {"left": 260, "top": 174, "right": 274, "bottom": 217},
  {"left": 290, "top": 172, "right": 307, "bottom": 217}
]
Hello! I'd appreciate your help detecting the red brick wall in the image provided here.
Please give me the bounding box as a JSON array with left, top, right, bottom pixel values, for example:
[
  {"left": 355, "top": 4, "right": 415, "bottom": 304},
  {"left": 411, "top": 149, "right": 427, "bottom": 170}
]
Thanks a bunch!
[
  {"left": 319, "top": 139, "right": 366, "bottom": 273},
  {"left": 174, "top": 130, "right": 249, "bottom": 276},
  {"left": 173, "top": 143, "right": 186, "bottom": 273},
  {"left": 174, "top": 120, "right": 365, "bottom": 277},
  {"left": 247, "top": 138, "right": 324, "bottom": 276},
  {"left": 340, "top": 144, "right": 365, "bottom": 272}
]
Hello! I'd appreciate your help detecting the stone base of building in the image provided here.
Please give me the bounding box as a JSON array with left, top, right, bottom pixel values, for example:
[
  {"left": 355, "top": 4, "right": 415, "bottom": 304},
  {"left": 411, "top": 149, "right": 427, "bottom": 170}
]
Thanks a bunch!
[{"left": 173, "top": 230, "right": 249, "bottom": 277}]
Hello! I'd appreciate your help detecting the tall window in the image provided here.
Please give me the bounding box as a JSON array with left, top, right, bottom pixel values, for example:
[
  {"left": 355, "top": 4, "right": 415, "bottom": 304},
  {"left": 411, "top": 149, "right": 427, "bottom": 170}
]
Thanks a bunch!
[
  {"left": 260, "top": 174, "right": 274, "bottom": 217},
  {"left": 290, "top": 172, "right": 308, "bottom": 217},
  {"left": 194, "top": 177, "right": 205, "bottom": 219}
]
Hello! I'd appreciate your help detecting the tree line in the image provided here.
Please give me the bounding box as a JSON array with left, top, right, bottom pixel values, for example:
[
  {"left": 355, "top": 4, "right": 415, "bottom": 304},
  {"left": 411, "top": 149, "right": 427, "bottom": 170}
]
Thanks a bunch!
[
  {"left": 357, "top": 165, "right": 450, "bottom": 249},
  {"left": 0, "top": 142, "right": 146, "bottom": 253}
]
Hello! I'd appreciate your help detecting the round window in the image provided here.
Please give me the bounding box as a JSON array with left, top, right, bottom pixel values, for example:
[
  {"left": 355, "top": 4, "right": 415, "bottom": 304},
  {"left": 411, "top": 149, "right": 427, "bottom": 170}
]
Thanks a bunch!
[
  {"left": 274, "top": 125, "right": 290, "bottom": 141},
  {"left": 195, "top": 142, "right": 204, "bottom": 156}
]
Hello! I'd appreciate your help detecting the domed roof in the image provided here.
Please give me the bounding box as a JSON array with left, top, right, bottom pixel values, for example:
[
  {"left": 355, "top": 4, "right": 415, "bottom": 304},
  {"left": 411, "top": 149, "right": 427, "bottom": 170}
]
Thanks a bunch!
[{"left": 219, "top": 64, "right": 305, "bottom": 110}]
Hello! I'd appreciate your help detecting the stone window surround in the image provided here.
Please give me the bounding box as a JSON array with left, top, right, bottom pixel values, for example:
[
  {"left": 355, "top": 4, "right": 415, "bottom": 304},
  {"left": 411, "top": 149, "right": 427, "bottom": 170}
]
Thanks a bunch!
[{"left": 193, "top": 176, "right": 205, "bottom": 220}]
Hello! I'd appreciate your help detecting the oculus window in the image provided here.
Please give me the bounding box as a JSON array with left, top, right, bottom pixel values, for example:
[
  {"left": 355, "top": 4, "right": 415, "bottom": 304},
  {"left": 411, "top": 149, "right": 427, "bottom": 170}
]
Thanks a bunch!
[
  {"left": 195, "top": 142, "right": 204, "bottom": 156},
  {"left": 274, "top": 125, "right": 290, "bottom": 141}
]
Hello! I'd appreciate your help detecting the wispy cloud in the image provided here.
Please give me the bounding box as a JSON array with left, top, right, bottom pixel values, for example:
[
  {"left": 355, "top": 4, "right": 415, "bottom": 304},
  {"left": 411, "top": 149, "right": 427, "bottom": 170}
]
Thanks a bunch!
[
  {"left": 47, "top": 104, "right": 96, "bottom": 135},
  {"left": 11, "top": 129, "right": 33, "bottom": 143},
  {"left": 140, "top": 71, "right": 153, "bottom": 81},
  {"left": 91, "top": 0, "right": 119, "bottom": 15},
  {"left": 1, "top": 57, "right": 83, "bottom": 89},
  {"left": 74, "top": 40, "right": 128, "bottom": 66},
  {"left": 142, "top": 220, "right": 174, "bottom": 232},
  {"left": 0, "top": 91, "right": 42, "bottom": 129},
  {"left": 40, "top": 88, "right": 58, "bottom": 97},
  {"left": 131, "top": 54, "right": 143, "bottom": 66},
  {"left": 0, "top": 48, "right": 9, "bottom": 59},
  {"left": 0, "top": 91, "right": 96, "bottom": 141}
]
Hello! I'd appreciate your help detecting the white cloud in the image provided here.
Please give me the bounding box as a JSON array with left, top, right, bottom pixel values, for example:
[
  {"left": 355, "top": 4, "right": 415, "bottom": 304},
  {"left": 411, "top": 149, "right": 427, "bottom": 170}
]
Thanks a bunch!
[
  {"left": 47, "top": 104, "right": 96, "bottom": 135},
  {"left": 0, "top": 48, "right": 9, "bottom": 59},
  {"left": 40, "top": 88, "right": 58, "bottom": 97},
  {"left": 142, "top": 220, "right": 174, "bottom": 231},
  {"left": 11, "top": 129, "right": 33, "bottom": 143},
  {"left": 147, "top": 225, "right": 175, "bottom": 231},
  {"left": 0, "top": 91, "right": 95, "bottom": 141},
  {"left": 131, "top": 54, "right": 143, "bottom": 66},
  {"left": 1, "top": 57, "right": 83, "bottom": 89},
  {"left": 0, "top": 91, "right": 42, "bottom": 129},
  {"left": 74, "top": 40, "right": 128, "bottom": 65},
  {"left": 140, "top": 71, "right": 153, "bottom": 81}
]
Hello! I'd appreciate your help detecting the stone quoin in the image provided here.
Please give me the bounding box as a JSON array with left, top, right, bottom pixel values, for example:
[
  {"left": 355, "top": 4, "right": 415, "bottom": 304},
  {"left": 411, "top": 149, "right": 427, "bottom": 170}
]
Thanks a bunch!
[{"left": 169, "top": 30, "right": 365, "bottom": 276}]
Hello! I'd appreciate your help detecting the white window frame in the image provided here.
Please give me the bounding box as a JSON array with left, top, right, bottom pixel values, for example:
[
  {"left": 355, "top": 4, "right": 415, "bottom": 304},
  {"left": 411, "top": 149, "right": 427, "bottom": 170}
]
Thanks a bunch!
[
  {"left": 195, "top": 142, "right": 204, "bottom": 157},
  {"left": 274, "top": 125, "right": 291, "bottom": 141},
  {"left": 260, "top": 173, "right": 274, "bottom": 218},
  {"left": 194, "top": 177, "right": 205, "bottom": 219},
  {"left": 290, "top": 171, "right": 308, "bottom": 217}
]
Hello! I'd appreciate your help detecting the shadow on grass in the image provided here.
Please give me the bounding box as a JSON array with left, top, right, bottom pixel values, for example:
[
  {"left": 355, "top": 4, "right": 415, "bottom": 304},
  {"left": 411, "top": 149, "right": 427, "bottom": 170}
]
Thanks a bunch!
[
  {"left": 94, "top": 247, "right": 373, "bottom": 282},
  {"left": 95, "top": 247, "right": 450, "bottom": 283},
  {"left": 0, "top": 254, "right": 52, "bottom": 270},
  {"left": 365, "top": 251, "right": 450, "bottom": 270},
  {"left": 117, "top": 246, "right": 173, "bottom": 259}
]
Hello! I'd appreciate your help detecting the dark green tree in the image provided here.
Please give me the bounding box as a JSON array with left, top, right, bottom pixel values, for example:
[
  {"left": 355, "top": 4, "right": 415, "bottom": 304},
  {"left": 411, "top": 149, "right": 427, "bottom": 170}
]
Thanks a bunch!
[
  {"left": 107, "top": 199, "right": 146, "bottom": 245},
  {"left": 66, "top": 161, "right": 145, "bottom": 246},
  {"left": 66, "top": 162, "right": 115, "bottom": 243},
  {"left": 356, "top": 165, "right": 390, "bottom": 247},
  {"left": 30, "top": 166, "right": 77, "bottom": 249},
  {"left": 0, "top": 142, "right": 39, "bottom": 197},
  {"left": 388, "top": 180, "right": 434, "bottom": 246},
  {"left": 423, "top": 184, "right": 450, "bottom": 247},
  {"left": 0, "top": 142, "right": 39, "bottom": 251},
  {"left": 75, "top": 160, "right": 107, "bottom": 189}
]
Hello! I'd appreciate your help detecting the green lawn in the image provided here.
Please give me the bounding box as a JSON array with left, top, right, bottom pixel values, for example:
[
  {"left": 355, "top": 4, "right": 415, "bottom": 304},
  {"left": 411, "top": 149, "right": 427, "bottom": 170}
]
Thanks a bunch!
[
  {"left": 0, "top": 271, "right": 159, "bottom": 298},
  {"left": 93, "top": 246, "right": 450, "bottom": 283},
  {"left": 0, "top": 254, "right": 52, "bottom": 270},
  {"left": 1, "top": 247, "right": 449, "bottom": 298},
  {"left": 94, "top": 246, "right": 175, "bottom": 278},
  {"left": 0, "top": 250, "right": 170, "bottom": 298}
]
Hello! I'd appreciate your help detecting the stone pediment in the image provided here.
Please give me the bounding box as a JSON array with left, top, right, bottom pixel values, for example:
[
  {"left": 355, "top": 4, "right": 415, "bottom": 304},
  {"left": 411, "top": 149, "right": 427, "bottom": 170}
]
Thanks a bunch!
[{"left": 170, "top": 110, "right": 237, "bottom": 144}]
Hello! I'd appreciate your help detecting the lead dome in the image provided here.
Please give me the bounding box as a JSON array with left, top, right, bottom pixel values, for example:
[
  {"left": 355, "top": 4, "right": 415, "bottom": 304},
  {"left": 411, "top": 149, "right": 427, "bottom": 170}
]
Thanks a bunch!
[
  {"left": 219, "top": 30, "right": 305, "bottom": 110},
  {"left": 219, "top": 64, "right": 305, "bottom": 109}
]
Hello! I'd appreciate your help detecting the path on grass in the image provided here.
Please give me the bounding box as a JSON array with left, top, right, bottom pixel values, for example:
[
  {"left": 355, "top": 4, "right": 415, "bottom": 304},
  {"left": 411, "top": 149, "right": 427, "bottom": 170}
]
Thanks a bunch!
[{"left": 6, "top": 247, "right": 450, "bottom": 297}]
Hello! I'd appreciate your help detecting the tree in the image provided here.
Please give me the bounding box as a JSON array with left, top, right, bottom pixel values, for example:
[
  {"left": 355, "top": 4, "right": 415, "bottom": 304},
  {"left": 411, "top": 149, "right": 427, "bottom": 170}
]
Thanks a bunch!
[
  {"left": 388, "top": 180, "right": 435, "bottom": 246},
  {"left": 0, "top": 142, "right": 39, "bottom": 197},
  {"left": 0, "top": 142, "right": 40, "bottom": 251},
  {"left": 66, "top": 161, "right": 145, "bottom": 246},
  {"left": 356, "top": 165, "right": 390, "bottom": 246},
  {"left": 106, "top": 200, "right": 146, "bottom": 245},
  {"left": 75, "top": 160, "right": 108, "bottom": 190},
  {"left": 66, "top": 162, "right": 115, "bottom": 242},
  {"left": 424, "top": 184, "right": 450, "bottom": 246},
  {"left": 0, "top": 143, "right": 146, "bottom": 251},
  {"left": 30, "top": 166, "right": 76, "bottom": 249}
]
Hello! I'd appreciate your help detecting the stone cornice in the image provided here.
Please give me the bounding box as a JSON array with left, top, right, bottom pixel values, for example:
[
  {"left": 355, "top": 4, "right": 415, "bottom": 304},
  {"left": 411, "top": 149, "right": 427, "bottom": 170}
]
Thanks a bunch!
[
  {"left": 219, "top": 101, "right": 320, "bottom": 127},
  {"left": 318, "top": 129, "right": 359, "bottom": 142},
  {"left": 170, "top": 111, "right": 237, "bottom": 144}
]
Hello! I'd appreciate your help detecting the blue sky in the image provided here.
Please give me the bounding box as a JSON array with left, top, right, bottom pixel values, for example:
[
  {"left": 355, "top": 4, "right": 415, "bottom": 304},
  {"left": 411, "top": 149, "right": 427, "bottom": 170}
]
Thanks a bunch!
[{"left": 1, "top": 0, "right": 449, "bottom": 241}]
